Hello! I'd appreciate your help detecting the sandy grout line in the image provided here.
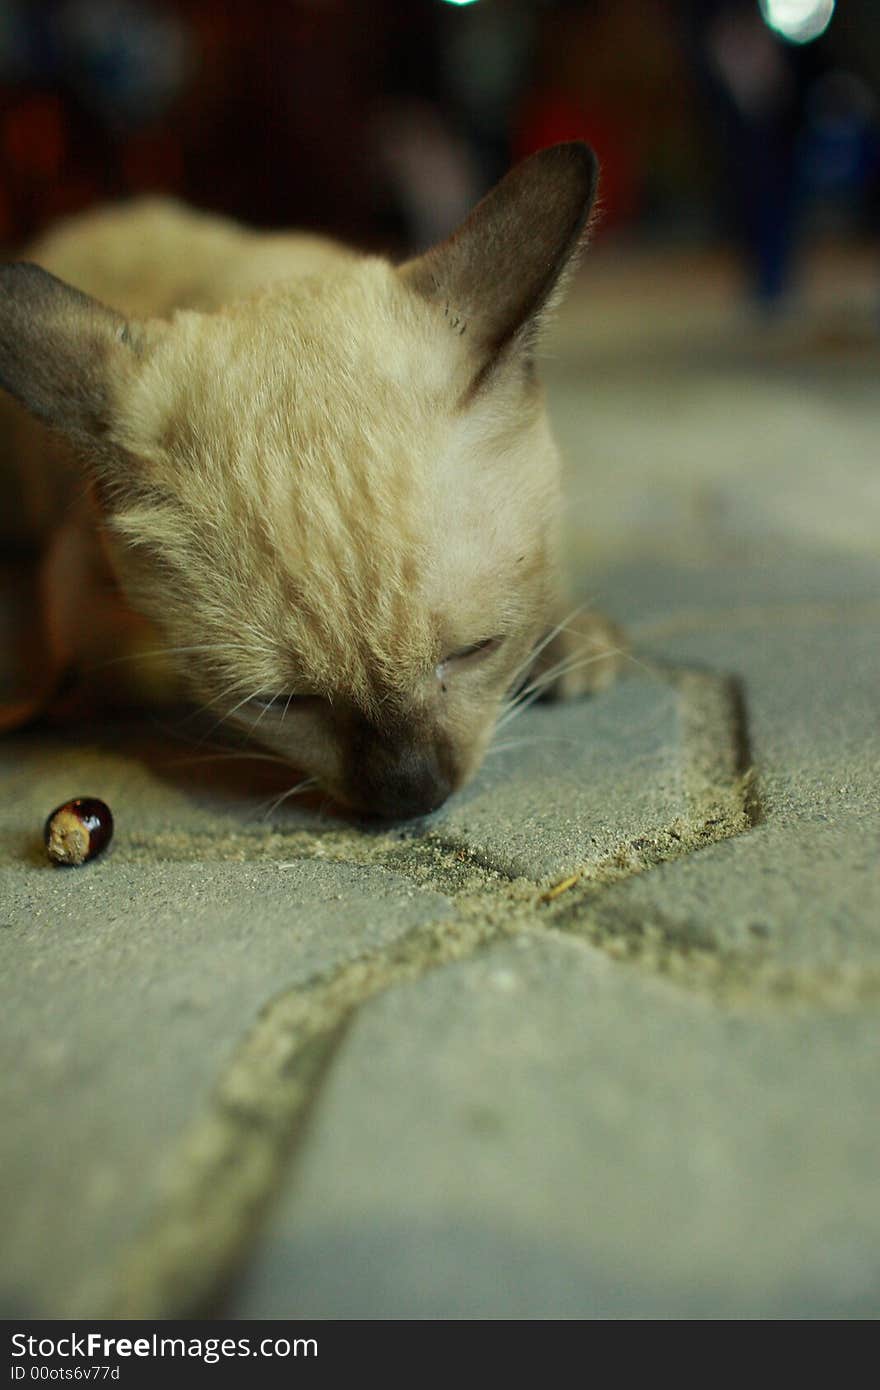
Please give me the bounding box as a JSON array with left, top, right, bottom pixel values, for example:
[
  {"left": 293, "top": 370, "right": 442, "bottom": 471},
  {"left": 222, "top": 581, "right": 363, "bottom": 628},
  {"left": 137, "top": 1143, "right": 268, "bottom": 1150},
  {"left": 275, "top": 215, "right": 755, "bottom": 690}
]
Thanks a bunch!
[
  {"left": 98, "top": 650, "right": 880, "bottom": 1320},
  {"left": 88, "top": 905, "right": 527, "bottom": 1319},
  {"left": 84, "top": 661, "right": 766, "bottom": 1319}
]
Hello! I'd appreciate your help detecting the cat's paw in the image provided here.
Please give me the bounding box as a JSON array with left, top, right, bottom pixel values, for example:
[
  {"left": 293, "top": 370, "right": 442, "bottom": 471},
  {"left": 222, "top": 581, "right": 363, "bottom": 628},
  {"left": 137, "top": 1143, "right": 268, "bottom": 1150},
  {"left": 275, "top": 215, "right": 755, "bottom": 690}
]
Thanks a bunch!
[{"left": 529, "top": 609, "right": 627, "bottom": 702}]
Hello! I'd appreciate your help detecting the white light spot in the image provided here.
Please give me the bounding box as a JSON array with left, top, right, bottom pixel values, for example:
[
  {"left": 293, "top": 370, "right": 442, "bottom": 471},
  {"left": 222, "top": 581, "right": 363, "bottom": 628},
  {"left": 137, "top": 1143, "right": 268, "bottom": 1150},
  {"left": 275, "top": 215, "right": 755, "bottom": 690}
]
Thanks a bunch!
[{"left": 760, "top": 0, "right": 835, "bottom": 45}]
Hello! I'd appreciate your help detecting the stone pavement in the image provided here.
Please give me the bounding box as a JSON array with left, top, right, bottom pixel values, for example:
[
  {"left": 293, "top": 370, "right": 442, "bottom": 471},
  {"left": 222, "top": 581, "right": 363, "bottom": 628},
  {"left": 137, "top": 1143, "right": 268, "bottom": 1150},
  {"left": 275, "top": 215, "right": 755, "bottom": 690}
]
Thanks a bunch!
[{"left": 1, "top": 247, "right": 878, "bottom": 1319}]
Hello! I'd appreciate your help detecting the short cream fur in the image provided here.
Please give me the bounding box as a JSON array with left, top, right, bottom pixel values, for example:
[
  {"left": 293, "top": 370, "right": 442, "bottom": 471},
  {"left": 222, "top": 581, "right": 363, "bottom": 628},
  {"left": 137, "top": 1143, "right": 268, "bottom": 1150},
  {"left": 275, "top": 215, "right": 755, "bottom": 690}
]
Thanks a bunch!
[{"left": 0, "top": 142, "right": 622, "bottom": 816}]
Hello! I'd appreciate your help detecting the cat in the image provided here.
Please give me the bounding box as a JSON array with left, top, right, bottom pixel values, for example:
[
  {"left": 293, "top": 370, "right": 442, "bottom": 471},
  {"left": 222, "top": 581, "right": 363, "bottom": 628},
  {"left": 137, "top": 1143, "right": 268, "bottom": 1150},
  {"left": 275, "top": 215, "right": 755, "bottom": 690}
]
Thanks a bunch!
[{"left": 0, "top": 141, "right": 623, "bottom": 818}]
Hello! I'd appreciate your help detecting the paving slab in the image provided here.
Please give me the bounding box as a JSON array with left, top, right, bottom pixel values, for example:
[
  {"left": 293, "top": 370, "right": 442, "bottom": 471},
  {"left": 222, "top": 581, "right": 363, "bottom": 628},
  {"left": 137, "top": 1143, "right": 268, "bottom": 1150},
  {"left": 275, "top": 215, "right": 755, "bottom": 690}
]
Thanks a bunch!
[
  {"left": 230, "top": 930, "right": 880, "bottom": 1319},
  {"left": 4, "top": 571, "right": 876, "bottom": 1316},
  {"left": 2, "top": 656, "right": 745, "bottom": 1316},
  {"left": 575, "top": 605, "right": 880, "bottom": 982},
  {"left": 554, "top": 371, "right": 880, "bottom": 564},
  {"left": 582, "top": 815, "right": 880, "bottom": 977},
  {"left": 225, "top": 561, "right": 880, "bottom": 1319},
  {"left": 0, "top": 853, "right": 454, "bottom": 1316},
  {"left": 426, "top": 668, "right": 747, "bottom": 882}
]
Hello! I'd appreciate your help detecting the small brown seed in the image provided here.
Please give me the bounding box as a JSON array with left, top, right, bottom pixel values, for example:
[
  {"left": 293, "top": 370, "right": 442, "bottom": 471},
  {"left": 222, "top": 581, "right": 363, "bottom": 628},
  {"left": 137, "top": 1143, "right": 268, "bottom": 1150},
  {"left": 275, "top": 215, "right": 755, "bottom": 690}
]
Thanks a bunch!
[{"left": 44, "top": 798, "right": 114, "bottom": 866}]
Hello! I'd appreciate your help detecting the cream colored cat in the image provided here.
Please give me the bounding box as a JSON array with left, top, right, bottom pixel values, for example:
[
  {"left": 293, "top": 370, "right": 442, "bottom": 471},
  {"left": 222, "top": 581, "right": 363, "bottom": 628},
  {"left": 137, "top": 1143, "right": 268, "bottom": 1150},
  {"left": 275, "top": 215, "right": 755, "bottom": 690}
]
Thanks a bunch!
[{"left": 0, "top": 142, "right": 621, "bottom": 817}]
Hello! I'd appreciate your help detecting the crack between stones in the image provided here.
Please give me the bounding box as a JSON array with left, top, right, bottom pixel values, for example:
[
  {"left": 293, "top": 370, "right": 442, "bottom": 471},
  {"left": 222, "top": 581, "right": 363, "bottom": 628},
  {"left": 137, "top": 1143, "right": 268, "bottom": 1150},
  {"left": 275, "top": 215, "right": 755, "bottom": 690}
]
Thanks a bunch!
[
  {"left": 88, "top": 663, "right": 763, "bottom": 1319},
  {"left": 90, "top": 907, "right": 526, "bottom": 1319}
]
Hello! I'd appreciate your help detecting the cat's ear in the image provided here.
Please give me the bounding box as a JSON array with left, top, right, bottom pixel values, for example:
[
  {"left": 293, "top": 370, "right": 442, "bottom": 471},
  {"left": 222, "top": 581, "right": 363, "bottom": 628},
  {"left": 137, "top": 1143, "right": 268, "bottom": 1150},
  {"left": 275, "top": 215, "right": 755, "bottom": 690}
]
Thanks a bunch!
[
  {"left": 0, "top": 262, "right": 148, "bottom": 441},
  {"left": 399, "top": 141, "right": 598, "bottom": 370}
]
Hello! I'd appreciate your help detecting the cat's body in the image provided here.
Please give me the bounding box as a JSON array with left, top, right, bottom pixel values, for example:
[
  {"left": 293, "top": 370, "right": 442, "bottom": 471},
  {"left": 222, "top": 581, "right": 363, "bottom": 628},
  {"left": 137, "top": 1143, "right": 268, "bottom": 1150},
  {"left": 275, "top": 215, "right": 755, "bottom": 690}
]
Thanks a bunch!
[{"left": 0, "top": 143, "right": 621, "bottom": 817}]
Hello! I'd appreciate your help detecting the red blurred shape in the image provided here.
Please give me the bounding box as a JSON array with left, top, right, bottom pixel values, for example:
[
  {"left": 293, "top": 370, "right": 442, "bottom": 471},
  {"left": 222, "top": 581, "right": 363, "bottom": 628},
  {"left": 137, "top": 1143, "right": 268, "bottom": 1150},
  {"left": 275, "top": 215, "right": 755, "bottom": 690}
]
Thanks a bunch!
[
  {"left": 514, "top": 93, "right": 639, "bottom": 234},
  {"left": 2, "top": 96, "right": 67, "bottom": 180}
]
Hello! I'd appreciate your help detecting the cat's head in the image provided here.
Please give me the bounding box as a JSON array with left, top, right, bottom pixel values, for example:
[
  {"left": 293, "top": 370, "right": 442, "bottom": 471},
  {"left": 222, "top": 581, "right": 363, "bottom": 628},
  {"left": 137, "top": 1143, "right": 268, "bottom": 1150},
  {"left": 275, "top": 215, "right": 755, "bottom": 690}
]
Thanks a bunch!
[{"left": 0, "top": 142, "right": 598, "bottom": 817}]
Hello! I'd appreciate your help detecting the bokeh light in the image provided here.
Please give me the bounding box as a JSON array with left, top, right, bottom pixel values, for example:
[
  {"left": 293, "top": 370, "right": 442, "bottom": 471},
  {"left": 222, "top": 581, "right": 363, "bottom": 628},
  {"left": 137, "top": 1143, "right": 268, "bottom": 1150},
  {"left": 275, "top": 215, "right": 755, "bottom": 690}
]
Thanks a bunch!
[{"left": 759, "top": 0, "right": 836, "bottom": 45}]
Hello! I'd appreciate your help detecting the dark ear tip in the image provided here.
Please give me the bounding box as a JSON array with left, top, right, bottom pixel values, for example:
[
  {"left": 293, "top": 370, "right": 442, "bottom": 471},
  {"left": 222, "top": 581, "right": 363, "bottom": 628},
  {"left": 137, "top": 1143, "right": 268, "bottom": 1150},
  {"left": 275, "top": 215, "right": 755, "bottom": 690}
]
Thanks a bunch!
[
  {"left": 522, "top": 140, "right": 599, "bottom": 194},
  {"left": 0, "top": 261, "right": 48, "bottom": 295},
  {"left": 0, "top": 261, "right": 96, "bottom": 315}
]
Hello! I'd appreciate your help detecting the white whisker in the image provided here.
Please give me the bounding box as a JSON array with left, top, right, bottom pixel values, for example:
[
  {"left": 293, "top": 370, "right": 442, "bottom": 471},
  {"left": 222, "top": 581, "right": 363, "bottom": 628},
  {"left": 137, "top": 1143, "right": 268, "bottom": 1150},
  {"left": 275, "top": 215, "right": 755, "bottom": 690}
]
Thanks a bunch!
[
  {"left": 512, "top": 642, "right": 625, "bottom": 705},
  {"left": 496, "top": 649, "right": 625, "bottom": 732},
  {"left": 504, "top": 602, "right": 593, "bottom": 694},
  {"left": 167, "top": 749, "right": 292, "bottom": 768},
  {"left": 256, "top": 777, "right": 319, "bottom": 821},
  {"left": 191, "top": 676, "right": 257, "bottom": 718},
  {"left": 88, "top": 641, "right": 276, "bottom": 673},
  {"left": 486, "top": 735, "right": 580, "bottom": 756},
  {"left": 205, "top": 687, "right": 271, "bottom": 739}
]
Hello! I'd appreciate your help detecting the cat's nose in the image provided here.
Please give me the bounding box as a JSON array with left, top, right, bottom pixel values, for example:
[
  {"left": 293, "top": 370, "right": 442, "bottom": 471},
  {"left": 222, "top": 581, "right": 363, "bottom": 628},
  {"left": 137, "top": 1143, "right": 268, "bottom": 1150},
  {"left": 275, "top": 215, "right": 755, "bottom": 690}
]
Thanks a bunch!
[{"left": 355, "top": 741, "right": 455, "bottom": 819}]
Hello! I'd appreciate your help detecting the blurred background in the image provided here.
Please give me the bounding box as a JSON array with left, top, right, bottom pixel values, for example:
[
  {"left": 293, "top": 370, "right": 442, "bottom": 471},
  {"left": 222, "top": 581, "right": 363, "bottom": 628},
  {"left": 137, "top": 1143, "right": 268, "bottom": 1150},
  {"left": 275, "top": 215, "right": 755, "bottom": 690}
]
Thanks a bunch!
[
  {"left": 0, "top": 0, "right": 878, "bottom": 611},
  {"left": 0, "top": 0, "right": 877, "bottom": 311}
]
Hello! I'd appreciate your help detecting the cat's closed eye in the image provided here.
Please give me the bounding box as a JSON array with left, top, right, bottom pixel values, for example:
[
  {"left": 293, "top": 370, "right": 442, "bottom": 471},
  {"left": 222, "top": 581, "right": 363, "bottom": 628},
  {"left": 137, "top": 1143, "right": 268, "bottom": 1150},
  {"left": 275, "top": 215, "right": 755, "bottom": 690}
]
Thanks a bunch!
[
  {"left": 247, "top": 640, "right": 504, "bottom": 717},
  {"left": 438, "top": 636, "right": 504, "bottom": 676}
]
